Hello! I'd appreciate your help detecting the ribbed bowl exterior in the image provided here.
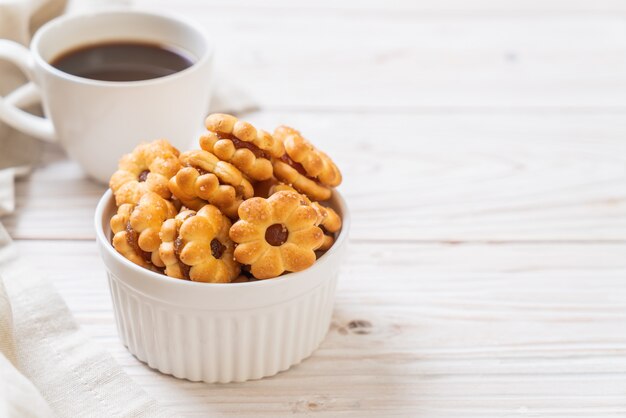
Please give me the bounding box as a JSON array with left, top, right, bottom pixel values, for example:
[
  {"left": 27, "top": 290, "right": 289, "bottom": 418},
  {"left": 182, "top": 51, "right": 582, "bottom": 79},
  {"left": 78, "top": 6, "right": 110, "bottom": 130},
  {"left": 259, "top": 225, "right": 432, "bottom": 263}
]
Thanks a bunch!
[
  {"left": 96, "top": 189, "right": 349, "bottom": 383},
  {"left": 107, "top": 272, "right": 338, "bottom": 383}
]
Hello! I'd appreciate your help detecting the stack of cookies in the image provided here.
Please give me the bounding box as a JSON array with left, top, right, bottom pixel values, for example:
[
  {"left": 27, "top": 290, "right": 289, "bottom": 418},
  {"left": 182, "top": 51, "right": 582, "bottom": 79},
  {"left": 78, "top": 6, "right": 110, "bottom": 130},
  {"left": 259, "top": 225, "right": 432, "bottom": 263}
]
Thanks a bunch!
[{"left": 108, "top": 114, "right": 343, "bottom": 282}]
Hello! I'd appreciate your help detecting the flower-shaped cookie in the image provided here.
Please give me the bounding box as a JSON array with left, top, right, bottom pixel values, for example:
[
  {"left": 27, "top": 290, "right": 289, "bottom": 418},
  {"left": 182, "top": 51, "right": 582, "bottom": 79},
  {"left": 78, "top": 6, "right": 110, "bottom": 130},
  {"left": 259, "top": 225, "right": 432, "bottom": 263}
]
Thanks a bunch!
[
  {"left": 159, "top": 205, "right": 240, "bottom": 283},
  {"left": 109, "top": 139, "right": 181, "bottom": 206},
  {"left": 201, "top": 113, "right": 284, "bottom": 181},
  {"left": 313, "top": 201, "right": 342, "bottom": 251},
  {"left": 272, "top": 126, "right": 342, "bottom": 201},
  {"left": 168, "top": 150, "right": 254, "bottom": 218},
  {"left": 269, "top": 183, "right": 342, "bottom": 251},
  {"left": 229, "top": 191, "right": 324, "bottom": 279},
  {"left": 110, "top": 191, "right": 177, "bottom": 269}
]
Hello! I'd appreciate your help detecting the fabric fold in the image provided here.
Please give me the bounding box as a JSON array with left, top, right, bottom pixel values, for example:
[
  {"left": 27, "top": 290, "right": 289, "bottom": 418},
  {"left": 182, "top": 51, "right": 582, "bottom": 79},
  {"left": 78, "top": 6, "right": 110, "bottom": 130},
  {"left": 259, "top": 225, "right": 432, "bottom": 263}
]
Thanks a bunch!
[
  {"left": 0, "top": 276, "right": 55, "bottom": 418},
  {"left": 0, "top": 258, "right": 179, "bottom": 418}
]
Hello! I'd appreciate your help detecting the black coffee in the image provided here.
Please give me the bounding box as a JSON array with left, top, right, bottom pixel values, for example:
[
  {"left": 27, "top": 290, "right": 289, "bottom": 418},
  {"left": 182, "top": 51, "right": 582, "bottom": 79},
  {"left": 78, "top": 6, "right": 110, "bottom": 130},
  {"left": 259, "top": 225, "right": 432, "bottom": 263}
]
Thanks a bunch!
[{"left": 50, "top": 41, "right": 195, "bottom": 82}]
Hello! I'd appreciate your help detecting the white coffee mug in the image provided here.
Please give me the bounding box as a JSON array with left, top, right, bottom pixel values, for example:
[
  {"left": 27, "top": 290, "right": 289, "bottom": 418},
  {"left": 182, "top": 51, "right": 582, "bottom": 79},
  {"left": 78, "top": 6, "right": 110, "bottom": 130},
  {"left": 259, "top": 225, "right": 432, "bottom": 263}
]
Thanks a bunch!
[{"left": 0, "top": 10, "right": 213, "bottom": 183}]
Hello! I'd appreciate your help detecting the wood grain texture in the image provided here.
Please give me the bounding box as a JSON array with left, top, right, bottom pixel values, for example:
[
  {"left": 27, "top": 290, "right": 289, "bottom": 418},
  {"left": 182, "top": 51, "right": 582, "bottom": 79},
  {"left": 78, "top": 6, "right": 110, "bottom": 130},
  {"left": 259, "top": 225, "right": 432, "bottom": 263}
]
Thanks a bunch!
[
  {"left": 13, "top": 240, "right": 626, "bottom": 417},
  {"left": 4, "top": 113, "right": 625, "bottom": 241},
  {"left": 139, "top": 0, "right": 626, "bottom": 109}
]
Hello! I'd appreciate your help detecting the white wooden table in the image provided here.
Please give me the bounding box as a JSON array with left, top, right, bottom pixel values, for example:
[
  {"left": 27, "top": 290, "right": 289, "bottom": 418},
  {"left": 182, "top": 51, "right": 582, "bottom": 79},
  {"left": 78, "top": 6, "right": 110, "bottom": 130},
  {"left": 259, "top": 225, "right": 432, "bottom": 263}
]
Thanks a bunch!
[{"left": 4, "top": 1, "right": 626, "bottom": 416}]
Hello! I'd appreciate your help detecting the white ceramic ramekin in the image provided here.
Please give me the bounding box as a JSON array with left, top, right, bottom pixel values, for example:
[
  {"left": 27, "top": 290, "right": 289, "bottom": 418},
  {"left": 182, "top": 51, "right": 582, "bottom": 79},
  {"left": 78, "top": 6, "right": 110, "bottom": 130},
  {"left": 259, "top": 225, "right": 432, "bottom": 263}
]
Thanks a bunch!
[{"left": 95, "top": 190, "right": 349, "bottom": 383}]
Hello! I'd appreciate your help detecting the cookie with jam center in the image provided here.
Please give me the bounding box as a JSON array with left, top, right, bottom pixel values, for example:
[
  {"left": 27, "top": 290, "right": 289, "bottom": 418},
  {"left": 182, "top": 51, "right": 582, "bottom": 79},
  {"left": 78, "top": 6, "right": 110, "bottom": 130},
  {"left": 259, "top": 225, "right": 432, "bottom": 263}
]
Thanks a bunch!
[
  {"left": 159, "top": 205, "right": 240, "bottom": 283},
  {"left": 109, "top": 139, "right": 181, "bottom": 206},
  {"left": 229, "top": 191, "right": 324, "bottom": 279},
  {"left": 110, "top": 191, "right": 177, "bottom": 269},
  {"left": 272, "top": 125, "right": 342, "bottom": 201},
  {"left": 202, "top": 113, "right": 284, "bottom": 181},
  {"left": 168, "top": 149, "right": 254, "bottom": 219}
]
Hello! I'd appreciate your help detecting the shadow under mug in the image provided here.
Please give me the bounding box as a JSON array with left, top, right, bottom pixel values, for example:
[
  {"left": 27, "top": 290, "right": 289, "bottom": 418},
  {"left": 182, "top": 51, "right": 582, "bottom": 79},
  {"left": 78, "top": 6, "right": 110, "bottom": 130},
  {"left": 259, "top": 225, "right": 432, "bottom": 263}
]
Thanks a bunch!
[{"left": 0, "top": 10, "right": 214, "bottom": 184}]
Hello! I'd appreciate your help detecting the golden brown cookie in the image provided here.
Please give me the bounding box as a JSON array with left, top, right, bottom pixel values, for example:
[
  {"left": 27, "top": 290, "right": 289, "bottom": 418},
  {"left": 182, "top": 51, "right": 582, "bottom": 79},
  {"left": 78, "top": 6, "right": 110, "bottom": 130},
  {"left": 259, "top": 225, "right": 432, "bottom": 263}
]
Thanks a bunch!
[
  {"left": 269, "top": 183, "right": 341, "bottom": 251},
  {"left": 168, "top": 150, "right": 254, "bottom": 218},
  {"left": 312, "top": 201, "right": 341, "bottom": 251},
  {"left": 229, "top": 191, "right": 324, "bottom": 279},
  {"left": 110, "top": 191, "right": 177, "bottom": 269},
  {"left": 109, "top": 139, "right": 181, "bottom": 206},
  {"left": 159, "top": 205, "right": 240, "bottom": 283},
  {"left": 202, "top": 114, "right": 284, "bottom": 181},
  {"left": 272, "top": 126, "right": 342, "bottom": 201}
]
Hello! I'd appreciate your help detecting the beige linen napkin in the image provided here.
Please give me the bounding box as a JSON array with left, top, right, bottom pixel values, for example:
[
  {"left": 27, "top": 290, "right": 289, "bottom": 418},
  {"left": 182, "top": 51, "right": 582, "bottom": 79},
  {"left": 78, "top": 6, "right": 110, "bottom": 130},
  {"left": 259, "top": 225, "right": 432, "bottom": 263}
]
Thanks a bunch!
[
  {"left": 0, "top": 279, "right": 54, "bottom": 418},
  {"left": 0, "top": 219, "right": 53, "bottom": 418},
  {"left": 0, "top": 169, "right": 179, "bottom": 417},
  {"left": 0, "top": 172, "right": 52, "bottom": 418},
  {"left": 0, "top": 260, "right": 178, "bottom": 418}
]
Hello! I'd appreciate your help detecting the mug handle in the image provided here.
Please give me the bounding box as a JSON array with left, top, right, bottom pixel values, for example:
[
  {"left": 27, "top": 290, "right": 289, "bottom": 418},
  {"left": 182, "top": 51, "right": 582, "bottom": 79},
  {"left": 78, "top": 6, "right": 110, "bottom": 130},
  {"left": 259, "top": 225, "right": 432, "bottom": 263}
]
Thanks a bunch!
[{"left": 0, "top": 40, "right": 56, "bottom": 143}]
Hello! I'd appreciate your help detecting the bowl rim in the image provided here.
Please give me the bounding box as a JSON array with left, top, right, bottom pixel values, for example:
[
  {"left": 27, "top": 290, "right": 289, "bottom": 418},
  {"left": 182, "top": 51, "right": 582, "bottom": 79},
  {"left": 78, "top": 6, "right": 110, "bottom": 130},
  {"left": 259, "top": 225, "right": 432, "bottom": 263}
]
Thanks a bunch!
[{"left": 95, "top": 189, "right": 350, "bottom": 288}]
